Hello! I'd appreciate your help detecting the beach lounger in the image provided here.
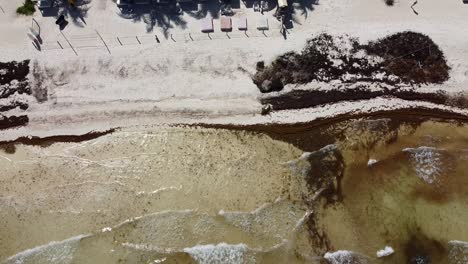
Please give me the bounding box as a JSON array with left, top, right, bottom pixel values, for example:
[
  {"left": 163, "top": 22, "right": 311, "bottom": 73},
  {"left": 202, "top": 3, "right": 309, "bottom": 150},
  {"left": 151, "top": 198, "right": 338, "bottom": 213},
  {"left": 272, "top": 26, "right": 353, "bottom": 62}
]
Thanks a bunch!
[
  {"left": 237, "top": 16, "right": 247, "bottom": 31},
  {"left": 257, "top": 16, "right": 268, "bottom": 30},
  {"left": 201, "top": 17, "right": 214, "bottom": 33},
  {"left": 220, "top": 16, "right": 232, "bottom": 32}
]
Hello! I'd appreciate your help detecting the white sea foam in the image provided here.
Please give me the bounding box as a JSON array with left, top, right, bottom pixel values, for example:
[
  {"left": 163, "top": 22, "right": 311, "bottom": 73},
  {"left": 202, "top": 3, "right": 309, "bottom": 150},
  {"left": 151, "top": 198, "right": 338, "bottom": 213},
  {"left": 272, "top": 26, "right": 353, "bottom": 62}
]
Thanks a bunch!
[
  {"left": 324, "top": 250, "right": 370, "bottom": 264},
  {"left": 101, "top": 227, "right": 112, "bottom": 232},
  {"left": 0, "top": 155, "right": 12, "bottom": 162},
  {"left": 4, "top": 234, "right": 90, "bottom": 264},
  {"left": 135, "top": 185, "right": 183, "bottom": 197},
  {"left": 183, "top": 243, "right": 248, "bottom": 264},
  {"left": 121, "top": 242, "right": 174, "bottom": 254},
  {"left": 403, "top": 146, "right": 443, "bottom": 184},
  {"left": 114, "top": 209, "right": 194, "bottom": 229},
  {"left": 293, "top": 210, "right": 313, "bottom": 231},
  {"left": 376, "top": 246, "right": 394, "bottom": 258},
  {"left": 324, "top": 250, "right": 355, "bottom": 264},
  {"left": 367, "top": 159, "right": 378, "bottom": 167}
]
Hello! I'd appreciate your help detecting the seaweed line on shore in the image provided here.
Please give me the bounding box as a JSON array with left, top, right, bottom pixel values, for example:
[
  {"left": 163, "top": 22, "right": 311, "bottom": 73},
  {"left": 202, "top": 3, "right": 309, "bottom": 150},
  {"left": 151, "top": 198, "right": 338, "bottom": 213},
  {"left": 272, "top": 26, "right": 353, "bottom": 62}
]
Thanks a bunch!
[
  {"left": 189, "top": 107, "right": 468, "bottom": 136},
  {"left": 0, "top": 128, "right": 117, "bottom": 150}
]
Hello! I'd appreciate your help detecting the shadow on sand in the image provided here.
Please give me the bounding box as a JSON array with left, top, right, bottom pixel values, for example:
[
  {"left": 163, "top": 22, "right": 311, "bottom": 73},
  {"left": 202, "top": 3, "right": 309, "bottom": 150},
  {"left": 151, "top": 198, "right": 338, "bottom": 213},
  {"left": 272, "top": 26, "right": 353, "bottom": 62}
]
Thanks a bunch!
[
  {"left": 277, "top": 0, "right": 318, "bottom": 32},
  {"left": 119, "top": 4, "right": 188, "bottom": 38},
  {"left": 119, "top": 0, "right": 248, "bottom": 38},
  {"left": 291, "top": 0, "right": 318, "bottom": 19},
  {"left": 39, "top": 0, "right": 319, "bottom": 38},
  {"left": 39, "top": 0, "right": 90, "bottom": 27}
]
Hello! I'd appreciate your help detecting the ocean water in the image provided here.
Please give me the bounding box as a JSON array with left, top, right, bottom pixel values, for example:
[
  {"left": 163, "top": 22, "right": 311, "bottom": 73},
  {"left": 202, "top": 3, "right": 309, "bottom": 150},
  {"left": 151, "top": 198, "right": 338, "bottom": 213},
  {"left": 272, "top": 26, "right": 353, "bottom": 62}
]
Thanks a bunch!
[
  {"left": 0, "top": 127, "right": 316, "bottom": 263},
  {"left": 1, "top": 119, "right": 467, "bottom": 263},
  {"left": 316, "top": 119, "right": 468, "bottom": 264}
]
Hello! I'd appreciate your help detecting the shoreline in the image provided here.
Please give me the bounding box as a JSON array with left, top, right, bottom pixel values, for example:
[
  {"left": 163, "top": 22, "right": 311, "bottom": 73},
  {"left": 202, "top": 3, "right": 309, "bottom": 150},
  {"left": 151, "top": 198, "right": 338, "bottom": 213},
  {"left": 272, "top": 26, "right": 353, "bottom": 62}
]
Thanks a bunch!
[
  {"left": 193, "top": 107, "right": 468, "bottom": 135},
  {"left": 2, "top": 104, "right": 468, "bottom": 146}
]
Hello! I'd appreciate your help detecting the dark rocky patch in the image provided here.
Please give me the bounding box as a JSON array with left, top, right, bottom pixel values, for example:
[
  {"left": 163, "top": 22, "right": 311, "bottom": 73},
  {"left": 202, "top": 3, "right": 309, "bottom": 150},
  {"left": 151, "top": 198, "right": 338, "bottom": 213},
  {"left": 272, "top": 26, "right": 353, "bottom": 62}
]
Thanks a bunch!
[
  {"left": 305, "top": 212, "right": 332, "bottom": 254},
  {"left": 253, "top": 32, "right": 449, "bottom": 93},
  {"left": 0, "top": 101, "right": 29, "bottom": 112},
  {"left": 0, "top": 143, "right": 17, "bottom": 154},
  {"left": 0, "top": 83, "right": 31, "bottom": 99},
  {"left": 0, "top": 115, "right": 29, "bottom": 130},
  {"left": 404, "top": 232, "right": 447, "bottom": 264},
  {"left": 0, "top": 60, "right": 31, "bottom": 130},
  {"left": 363, "top": 31, "right": 449, "bottom": 84},
  {"left": 303, "top": 144, "right": 345, "bottom": 204},
  {"left": 0, "top": 60, "right": 30, "bottom": 86}
]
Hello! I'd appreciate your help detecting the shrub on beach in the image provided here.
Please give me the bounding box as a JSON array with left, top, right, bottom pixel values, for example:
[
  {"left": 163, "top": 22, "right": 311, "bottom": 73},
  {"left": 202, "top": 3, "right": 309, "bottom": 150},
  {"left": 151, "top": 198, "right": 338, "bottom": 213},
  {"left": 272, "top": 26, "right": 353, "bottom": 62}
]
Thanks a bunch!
[
  {"left": 253, "top": 33, "right": 382, "bottom": 92},
  {"left": 17, "top": 0, "right": 36, "bottom": 15},
  {"left": 253, "top": 32, "right": 450, "bottom": 93},
  {"left": 363, "top": 31, "right": 450, "bottom": 84},
  {"left": 384, "top": 0, "right": 394, "bottom": 6}
]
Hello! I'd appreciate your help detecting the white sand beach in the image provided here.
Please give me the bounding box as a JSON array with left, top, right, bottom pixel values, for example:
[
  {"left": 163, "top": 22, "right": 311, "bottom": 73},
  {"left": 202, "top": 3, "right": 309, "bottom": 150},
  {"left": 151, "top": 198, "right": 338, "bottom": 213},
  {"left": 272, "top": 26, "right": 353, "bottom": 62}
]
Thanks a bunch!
[{"left": 1, "top": 0, "right": 468, "bottom": 139}]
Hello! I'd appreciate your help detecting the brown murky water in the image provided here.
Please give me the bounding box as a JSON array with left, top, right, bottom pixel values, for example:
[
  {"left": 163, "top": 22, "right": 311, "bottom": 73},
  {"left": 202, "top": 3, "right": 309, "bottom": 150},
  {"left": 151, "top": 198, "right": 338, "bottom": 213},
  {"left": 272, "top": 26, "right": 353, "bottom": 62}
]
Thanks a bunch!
[
  {"left": 0, "top": 118, "right": 467, "bottom": 264},
  {"left": 313, "top": 119, "right": 468, "bottom": 264}
]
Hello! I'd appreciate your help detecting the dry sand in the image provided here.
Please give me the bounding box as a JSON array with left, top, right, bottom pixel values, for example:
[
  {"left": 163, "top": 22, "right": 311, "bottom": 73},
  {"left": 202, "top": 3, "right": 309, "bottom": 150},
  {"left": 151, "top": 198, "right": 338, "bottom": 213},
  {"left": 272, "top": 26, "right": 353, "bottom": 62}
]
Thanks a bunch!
[{"left": 1, "top": 0, "right": 468, "bottom": 140}]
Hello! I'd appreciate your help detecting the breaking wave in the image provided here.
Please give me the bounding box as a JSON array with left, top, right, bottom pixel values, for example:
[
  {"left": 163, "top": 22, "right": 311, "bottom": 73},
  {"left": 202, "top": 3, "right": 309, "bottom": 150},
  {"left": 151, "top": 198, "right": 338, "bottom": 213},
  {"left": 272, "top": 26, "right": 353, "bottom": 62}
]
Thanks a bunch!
[
  {"left": 403, "top": 146, "right": 443, "bottom": 184},
  {"left": 324, "top": 250, "right": 370, "bottom": 264},
  {"left": 3, "top": 235, "right": 90, "bottom": 264},
  {"left": 183, "top": 243, "right": 250, "bottom": 263},
  {"left": 3, "top": 199, "right": 314, "bottom": 264}
]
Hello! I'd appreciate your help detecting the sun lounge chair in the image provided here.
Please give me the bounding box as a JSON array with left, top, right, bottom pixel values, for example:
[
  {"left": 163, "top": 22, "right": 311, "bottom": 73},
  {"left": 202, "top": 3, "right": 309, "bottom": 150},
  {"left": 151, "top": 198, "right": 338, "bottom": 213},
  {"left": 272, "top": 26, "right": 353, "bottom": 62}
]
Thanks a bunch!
[
  {"left": 220, "top": 16, "right": 232, "bottom": 32},
  {"left": 237, "top": 16, "right": 247, "bottom": 31},
  {"left": 277, "top": 0, "right": 287, "bottom": 9},
  {"left": 257, "top": 16, "right": 268, "bottom": 30},
  {"left": 201, "top": 17, "right": 214, "bottom": 33}
]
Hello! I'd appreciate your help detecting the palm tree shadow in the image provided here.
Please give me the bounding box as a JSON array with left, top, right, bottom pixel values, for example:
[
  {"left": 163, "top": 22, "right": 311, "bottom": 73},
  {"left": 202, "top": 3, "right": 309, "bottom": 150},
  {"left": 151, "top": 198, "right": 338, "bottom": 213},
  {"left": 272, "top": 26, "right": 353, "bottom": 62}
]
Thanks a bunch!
[
  {"left": 55, "top": 0, "right": 90, "bottom": 27},
  {"left": 185, "top": 1, "right": 221, "bottom": 19},
  {"left": 291, "top": 0, "right": 318, "bottom": 21},
  {"left": 119, "top": 4, "right": 188, "bottom": 38}
]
